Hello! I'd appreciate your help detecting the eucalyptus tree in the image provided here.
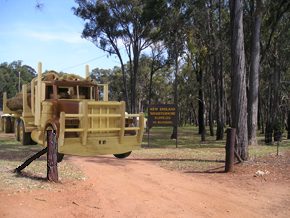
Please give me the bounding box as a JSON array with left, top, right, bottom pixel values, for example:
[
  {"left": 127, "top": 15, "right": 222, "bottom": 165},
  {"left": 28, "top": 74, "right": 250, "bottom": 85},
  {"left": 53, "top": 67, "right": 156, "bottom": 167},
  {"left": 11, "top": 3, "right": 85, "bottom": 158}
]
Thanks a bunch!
[
  {"left": 91, "top": 66, "right": 129, "bottom": 102},
  {"left": 211, "top": 0, "right": 227, "bottom": 140},
  {"left": 0, "top": 61, "right": 36, "bottom": 110},
  {"left": 143, "top": 0, "right": 192, "bottom": 138},
  {"left": 73, "top": 0, "right": 130, "bottom": 111},
  {"left": 245, "top": 0, "right": 264, "bottom": 146},
  {"left": 148, "top": 42, "right": 172, "bottom": 105},
  {"left": 230, "top": 0, "right": 248, "bottom": 160},
  {"left": 259, "top": 0, "right": 290, "bottom": 143},
  {"left": 73, "top": 0, "right": 157, "bottom": 115}
]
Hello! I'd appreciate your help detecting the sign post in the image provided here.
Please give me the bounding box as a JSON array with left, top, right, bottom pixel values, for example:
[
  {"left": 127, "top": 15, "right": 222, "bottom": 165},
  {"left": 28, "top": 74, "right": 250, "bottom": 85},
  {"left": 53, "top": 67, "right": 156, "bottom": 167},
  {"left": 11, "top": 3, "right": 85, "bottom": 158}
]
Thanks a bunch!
[{"left": 148, "top": 104, "right": 178, "bottom": 148}]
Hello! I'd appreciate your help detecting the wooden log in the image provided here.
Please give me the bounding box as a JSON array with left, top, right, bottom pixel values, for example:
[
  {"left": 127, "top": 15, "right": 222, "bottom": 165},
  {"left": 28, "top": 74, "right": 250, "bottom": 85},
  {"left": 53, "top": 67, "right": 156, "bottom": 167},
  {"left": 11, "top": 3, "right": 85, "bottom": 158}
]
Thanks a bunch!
[
  {"left": 47, "top": 130, "right": 58, "bottom": 182},
  {"left": 15, "top": 147, "right": 47, "bottom": 172},
  {"left": 6, "top": 93, "right": 31, "bottom": 111},
  {"left": 225, "top": 128, "right": 236, "bottom": 172},
  {"left": 234, "top": 149, "right": 243, "bottom": 163}
]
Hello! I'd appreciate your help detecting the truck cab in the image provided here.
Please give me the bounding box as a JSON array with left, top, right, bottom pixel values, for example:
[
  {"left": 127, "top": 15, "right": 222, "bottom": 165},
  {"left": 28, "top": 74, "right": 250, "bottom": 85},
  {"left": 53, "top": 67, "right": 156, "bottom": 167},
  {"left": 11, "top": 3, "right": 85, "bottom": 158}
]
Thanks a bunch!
[{"left": 2, "top": 62, "right": 144, "bottom": 161}]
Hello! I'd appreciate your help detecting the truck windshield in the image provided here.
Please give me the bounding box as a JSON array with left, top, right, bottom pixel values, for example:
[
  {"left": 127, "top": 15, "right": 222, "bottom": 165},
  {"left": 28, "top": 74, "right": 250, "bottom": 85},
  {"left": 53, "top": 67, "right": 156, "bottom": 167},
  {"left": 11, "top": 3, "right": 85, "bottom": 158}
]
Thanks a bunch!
[{"left": 57, "top": 85, "right": 92, "bottom": 100}]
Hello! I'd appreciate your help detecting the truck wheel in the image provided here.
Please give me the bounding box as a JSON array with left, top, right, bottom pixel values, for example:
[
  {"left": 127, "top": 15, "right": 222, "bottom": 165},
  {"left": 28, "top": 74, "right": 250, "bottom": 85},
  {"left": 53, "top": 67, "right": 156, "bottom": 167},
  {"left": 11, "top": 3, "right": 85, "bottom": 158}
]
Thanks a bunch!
[
  {"left": 113, "top": 151, "right": 132, "bottom": 159},
  {"left": 0, "top": 116, "right": 4, "bottom": 131},
  {"left": 10, "top": 117, "right": 15, "bottom": 133},
  {"left": 45, "top": 125, "right": 64, "bottom": 163},
  {"left": 4, "top": 116, "right": 11, "bottom": 133},
  {"left": 57, "top": 153, "right": 64, "bottom": 163},
  {"left": 19, "top": 120, "right": 31, "bottom": 145},
  {"left": 14, "top": 118, "right": 21, "bottom": 141}
]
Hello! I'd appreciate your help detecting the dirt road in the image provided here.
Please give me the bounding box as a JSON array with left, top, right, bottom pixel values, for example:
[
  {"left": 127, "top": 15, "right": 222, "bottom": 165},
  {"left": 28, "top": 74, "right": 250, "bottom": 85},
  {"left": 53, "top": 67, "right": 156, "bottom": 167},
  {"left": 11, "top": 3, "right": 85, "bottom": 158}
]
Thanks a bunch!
[{"left": 1, "top": 154, "right": 289, "bottom": 218}]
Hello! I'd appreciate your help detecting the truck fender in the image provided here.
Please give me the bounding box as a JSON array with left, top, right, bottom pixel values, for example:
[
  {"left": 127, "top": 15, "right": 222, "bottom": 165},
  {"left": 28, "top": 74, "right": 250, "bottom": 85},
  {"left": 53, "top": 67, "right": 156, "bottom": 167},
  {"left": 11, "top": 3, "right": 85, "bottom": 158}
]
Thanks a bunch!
[{"left": 44, "top": 118, "right": 60, "bottom": 138}]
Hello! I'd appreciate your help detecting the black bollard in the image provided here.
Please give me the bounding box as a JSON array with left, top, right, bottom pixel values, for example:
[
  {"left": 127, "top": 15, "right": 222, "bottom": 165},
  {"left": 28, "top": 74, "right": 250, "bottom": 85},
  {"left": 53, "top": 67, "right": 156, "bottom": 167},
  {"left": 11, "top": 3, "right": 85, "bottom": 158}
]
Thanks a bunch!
[{"left": 225, "top": 128, "right": 236, "bottom": 172}]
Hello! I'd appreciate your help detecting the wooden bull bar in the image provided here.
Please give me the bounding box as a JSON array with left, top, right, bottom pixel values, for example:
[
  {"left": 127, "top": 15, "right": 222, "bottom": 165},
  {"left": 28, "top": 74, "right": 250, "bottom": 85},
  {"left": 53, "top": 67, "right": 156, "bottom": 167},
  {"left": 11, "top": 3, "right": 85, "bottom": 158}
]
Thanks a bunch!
[{"left": 58, "top": 100, "right": 144, "bottom": 147}]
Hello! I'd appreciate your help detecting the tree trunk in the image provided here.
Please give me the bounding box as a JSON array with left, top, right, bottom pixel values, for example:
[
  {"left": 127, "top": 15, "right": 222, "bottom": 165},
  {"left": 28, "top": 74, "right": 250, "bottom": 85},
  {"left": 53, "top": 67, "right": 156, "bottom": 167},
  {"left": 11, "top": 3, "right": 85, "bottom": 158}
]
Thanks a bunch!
[
  {"left": 257, "top": 100, "right": 261, "bottom": 131},
  {"left": 121, "top": 60, "right": 130, "bottom": 113},
  {"left": 197, "top": 65, "right": 206, "bottom": 141},
  {"left": 248, "top": 0, "right": 263, "bottom": 146},
  {"left": 149, "top": 63, "right": 154, "bottom": 105},
  {"left": 132, "top": 29, "right": 140, "bottom": 126},
  {"left": 265, "top": 78, "right": 273, "bottom": 143},
  {"left": 265, "top": 122, "right": 273, "bottom": 143},
  {"left": 265, "top": 40, "right": 281, "bottom": 143},
  {"left": 230, "top": 0, "right": 249, "bottom": 161},
  {"left": 200, "top": 68, "right": 206, "bottom": 141},
  {"left": 133, "top": 52, "right": 138, "bottom": 124},
  {"left": 209, "top": 66, "right": 214, "bottom": 137},
  {"left": 171, "top": 32, "right": 179, "bottom": 139},
  {"left": 211, "top": 0, "right": 225, "bottom": 140},
  {"left": 127, "top": 44, "right": 133, "bottom": 114},
  {"left": 287, "top": 110, "right": 290, "bottom": 139},
  {"left": 118, "top": 45, "right": 130, "bottom": 113}
]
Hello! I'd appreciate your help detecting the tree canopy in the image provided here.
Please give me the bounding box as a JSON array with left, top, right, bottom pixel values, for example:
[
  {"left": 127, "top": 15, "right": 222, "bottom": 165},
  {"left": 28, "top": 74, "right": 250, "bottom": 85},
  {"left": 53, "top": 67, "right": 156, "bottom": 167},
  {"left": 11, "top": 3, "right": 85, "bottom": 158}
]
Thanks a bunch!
[{"left": 2, "top": 0, "right": 290, "bottom": 161}]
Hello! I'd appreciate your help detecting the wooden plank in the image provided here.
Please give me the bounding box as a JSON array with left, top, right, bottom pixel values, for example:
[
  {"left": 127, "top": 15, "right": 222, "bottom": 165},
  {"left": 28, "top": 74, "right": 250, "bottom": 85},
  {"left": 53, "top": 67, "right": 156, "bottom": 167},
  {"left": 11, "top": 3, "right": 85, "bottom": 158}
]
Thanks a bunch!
[
  {"left": 99, "top": 107, "right": 102, "bottom": 133},
  {"left": 103, "top": 84, "right": 108, "bottom": 101},
  {"left": 90, "top": 107, "right": 93, "bottom": 133},
  {"left": 35, "top": 62, "right": 42, "bottom": 126},
  {"left": 88, "top": 101, "right": 122, "bottom": 106},
  {"left": 59, "top": 112, "right": 65, "bottom": 146},
  {"left": 86, "top": 65, "right": 89, "bottom": 78},
  {"left": 88, "top": 127, "right": 121, "bottom": 132},
  {"left": 22, "top": 85, "right": 33, "bottom": 117},
  {"left": 2, "top": 92, "right": 16, "bottom": 114},
  {"left": 107, "top": 108, "right": 109, "bottom": 133},
  {"left": 88, "top": 114, "right": 121, "bottom": 118},
  {"left": 137, "top": 112, "right": 145, "bottom": 144},
  {"left": 82, "top": 100, "right": 88, "bottom": 145},
  {"left": 77, "top": 85, "right": 79, "bottom": 99},
  {"left": 64, "top": 127, "right": 122, "bottom": 132},
  {"left": 64, "top": 128, "right": 84, "bottom": 132},
  {"left": 124, "top": 127, "right": 140, "bottom": 131},
  {"left": 64, "top": 114, "right": 84, "bottom": 118},
  {"left": 125, "top": 114, "right": 141, "bottom": 117}
]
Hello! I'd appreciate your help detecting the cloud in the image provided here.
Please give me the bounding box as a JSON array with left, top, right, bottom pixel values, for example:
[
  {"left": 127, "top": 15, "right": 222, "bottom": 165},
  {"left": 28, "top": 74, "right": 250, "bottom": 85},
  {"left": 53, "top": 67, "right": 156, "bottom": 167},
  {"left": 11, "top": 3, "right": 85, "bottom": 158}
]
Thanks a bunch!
[
  {"left": 27, "top": 31, "right": 84, "bottom": 44},
  {"left": 78, "top": 49, "right": 89, "bottom": 53}
]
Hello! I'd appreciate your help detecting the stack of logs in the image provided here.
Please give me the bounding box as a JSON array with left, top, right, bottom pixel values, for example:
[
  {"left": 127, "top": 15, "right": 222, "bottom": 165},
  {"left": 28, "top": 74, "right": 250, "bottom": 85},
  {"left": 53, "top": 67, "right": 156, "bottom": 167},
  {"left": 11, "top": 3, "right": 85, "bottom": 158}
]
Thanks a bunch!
[{"left": 6, "top": 72, "right": 59, "bottom": 111}]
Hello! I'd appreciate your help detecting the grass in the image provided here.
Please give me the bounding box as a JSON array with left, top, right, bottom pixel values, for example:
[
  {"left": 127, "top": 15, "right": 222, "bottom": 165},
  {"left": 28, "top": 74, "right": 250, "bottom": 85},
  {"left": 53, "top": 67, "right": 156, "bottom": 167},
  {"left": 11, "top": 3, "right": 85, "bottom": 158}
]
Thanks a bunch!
[
  {"left": 132, "top": 126, "right": 290, "bottom": 172},
  {"left": 0, "top": 133, "right": 86, "bottom": 192},
  {"left": 1, "top": 126, "right": 289, "bottom": 191}
]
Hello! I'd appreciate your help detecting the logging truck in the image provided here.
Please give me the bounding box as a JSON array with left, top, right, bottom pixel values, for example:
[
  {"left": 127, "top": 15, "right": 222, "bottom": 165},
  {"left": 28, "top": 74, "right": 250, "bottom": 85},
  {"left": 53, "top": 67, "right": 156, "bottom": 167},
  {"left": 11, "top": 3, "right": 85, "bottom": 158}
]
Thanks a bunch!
[{"left": 0, "top": 62, "right": 144, "bottom": 162}]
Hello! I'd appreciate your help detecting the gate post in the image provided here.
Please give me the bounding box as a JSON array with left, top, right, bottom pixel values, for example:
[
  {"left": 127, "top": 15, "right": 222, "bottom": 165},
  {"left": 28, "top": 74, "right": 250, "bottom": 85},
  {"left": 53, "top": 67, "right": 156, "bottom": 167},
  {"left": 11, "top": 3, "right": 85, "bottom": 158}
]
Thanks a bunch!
[
  {"left": 225, "top": 128, "right": 236, "bottom": 172},
  {"left": 47, "top": 130, "right": 58, "bottom": 182}
]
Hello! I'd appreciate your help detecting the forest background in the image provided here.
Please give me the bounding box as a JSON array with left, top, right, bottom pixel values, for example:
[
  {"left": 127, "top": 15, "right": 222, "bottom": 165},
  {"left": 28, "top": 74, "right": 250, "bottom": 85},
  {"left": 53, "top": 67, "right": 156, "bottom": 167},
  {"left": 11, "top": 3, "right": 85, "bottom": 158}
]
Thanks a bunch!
[{"left": 1, "top": 0, "right": 290, "bottom": 161}]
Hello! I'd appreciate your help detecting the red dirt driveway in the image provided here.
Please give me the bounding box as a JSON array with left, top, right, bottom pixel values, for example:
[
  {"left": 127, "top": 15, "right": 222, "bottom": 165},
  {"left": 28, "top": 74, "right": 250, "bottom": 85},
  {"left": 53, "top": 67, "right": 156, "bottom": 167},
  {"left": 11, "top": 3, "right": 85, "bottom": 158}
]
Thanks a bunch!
[{"left": 1, "top": 153, "right": 290, "bottom": 218}]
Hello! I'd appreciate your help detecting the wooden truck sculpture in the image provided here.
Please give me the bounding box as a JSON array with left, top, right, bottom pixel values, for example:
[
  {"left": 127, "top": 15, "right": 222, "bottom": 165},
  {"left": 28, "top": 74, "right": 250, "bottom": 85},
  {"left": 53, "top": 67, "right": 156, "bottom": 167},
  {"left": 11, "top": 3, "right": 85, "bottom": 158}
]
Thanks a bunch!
[{"left": 1, "top": 62, "right": 144, "bottom": 162}]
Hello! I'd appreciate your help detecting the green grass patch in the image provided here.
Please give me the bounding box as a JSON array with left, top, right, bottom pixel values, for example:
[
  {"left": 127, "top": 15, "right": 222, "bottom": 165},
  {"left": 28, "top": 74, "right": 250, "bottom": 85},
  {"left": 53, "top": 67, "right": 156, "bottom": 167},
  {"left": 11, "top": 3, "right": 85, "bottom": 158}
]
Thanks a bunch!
[{"left": 133, "top": 126, "right": 290, "bottom": 172}]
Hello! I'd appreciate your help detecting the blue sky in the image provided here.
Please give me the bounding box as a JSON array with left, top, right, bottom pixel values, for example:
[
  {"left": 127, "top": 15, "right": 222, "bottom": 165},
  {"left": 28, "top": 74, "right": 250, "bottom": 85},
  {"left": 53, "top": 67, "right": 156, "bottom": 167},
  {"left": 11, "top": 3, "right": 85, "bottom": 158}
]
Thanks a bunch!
[{"left": 0, "top": 0, "right": 128, "bottom": 78}]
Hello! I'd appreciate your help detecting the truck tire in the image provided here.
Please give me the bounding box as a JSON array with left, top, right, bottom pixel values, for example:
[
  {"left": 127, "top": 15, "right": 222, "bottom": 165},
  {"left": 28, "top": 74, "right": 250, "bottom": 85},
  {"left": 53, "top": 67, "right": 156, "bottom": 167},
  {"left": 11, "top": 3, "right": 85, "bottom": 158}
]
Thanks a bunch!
[
  {"left": 10, "top": 117, "right": 15, "bottom": 133},
  {"left": 4, "top": 116, "right": 11, "bottom": 133},
  {"left": 14, "top": 118, "right": 21, "bottom": 141},
  {"left": 45, "top": 125, "right": 64, "bottom": 163},
  {"left": 0, "top": 116, "right": 4, "bottom": 131},
  {"left": 19, "top": 120, "right": 31, "bottom": 145},
  {"left": 57, "top": 153, "right": 64, "bottom": 163},
  {"left": 113, "top": 151, "right": 132, "bottom": 159}
]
